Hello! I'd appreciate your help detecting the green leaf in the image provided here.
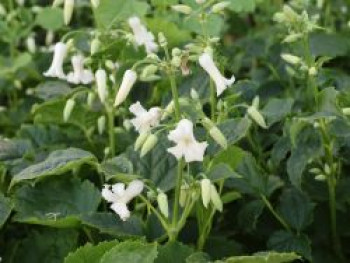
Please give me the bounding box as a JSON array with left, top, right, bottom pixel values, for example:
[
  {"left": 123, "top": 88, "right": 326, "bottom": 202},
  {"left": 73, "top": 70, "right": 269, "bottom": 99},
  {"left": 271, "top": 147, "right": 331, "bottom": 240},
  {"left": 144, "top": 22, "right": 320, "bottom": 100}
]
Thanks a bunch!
[
  {"left": 182, "top": 13, "right": 224, "bottom": 36},
  {"left": 211, "top": 145, "right": 247, "bottom": 171},
  {"left": 35, "top": 7, "right": 64, "bottom": 31},
  {"left": 0, "top": 193, "right": 13, "bottom": 228},
  {"left": 11, "top": 148, "right": 96, "bottom": 187},
  {"left": 268, "top": 230, "right": 311, "bottom": 261},
  {"left": 278, "top": 188, "right": 314, "bottom": 231},
  {"left": 0, "top": 139, "right": 32, "bottom": 161},
  {"left": 317, "top": 87, "right": 339, "bottom": 115},
  {"left": 100, "top": 156, "right": 136, "bottom": 182},
  {"left": 227, "top": 0, "right": 259, "bottom": 13},
  {"left": 13, "top": 178, "right": 101, "bottom": 227},
  {"left": 261, "top": 98, "right": 294, "bottom": 126},
  {"left": 237, "top": 200, "right": 265, "bottom": 233},
  {"left": 11, "top": 229, "right": 79, "bottom": 263},
  {"left": 80, "top": 212, "right": 143, "bottom": 237},
  {"left": 186, "top": 252, "right": 211, "bottom": 263},
  {"left": 64, "top": 240, "right": 119, "bottom": 263},
  {"left": 310, "top": 32, "right": 349, "bottom": 57},
  {"left": 155, "top": 241, "right": 194, "bottom": 263},
  {"left": 100, "top": 240, "right": 158, "bottom": 263},
  {"left": 222, "top": 251, "right": 300, "bottom": 263},
  {"left": 95, "top": 0, "right": 149, "bottom": 29},
  {"left": 125, "top": 137, "right": 177, "bottom": 191},
  {"left": 34, "top": 81, "right": 72, "bottom": 100},
  {"left": 147, "top": 18, "right": 191, "bottom": 46},
  {"left": 32, "top": 99, "right": 100, "bottom": 132},
  {"left": 287, "top": 126, "right": 323, "bottom": 188}
]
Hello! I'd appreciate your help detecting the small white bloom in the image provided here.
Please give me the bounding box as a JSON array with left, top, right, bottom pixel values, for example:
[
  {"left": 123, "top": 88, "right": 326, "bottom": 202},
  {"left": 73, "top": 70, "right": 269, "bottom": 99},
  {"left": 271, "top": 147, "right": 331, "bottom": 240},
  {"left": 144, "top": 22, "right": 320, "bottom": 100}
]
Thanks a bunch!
[
  {"left": 167, "top": 119, "right": 208, "bottom": 163},
  {"left": 114, "top": 69, "right": 137, "bottom": 106},
  {"left": 66, "top": 55, "right": 94, "bottom": 84},
  {"left": 44, "top": 42, "right": 67, "bottom": 79},
  {"left": 128, "top": 16, "right": 158, "bottom": 54},
  {"left": 198, "top": 53, "right": 235, "bottom": 96},
  {"left": 102, "top": 180, "right": 144, "bottom": 221},
  {"left": 129, "top": 101, "right": 161, "bottom": 134},
  {"left": 26, "top": 36, "right": 36, "bottom": 53},
  {"left": 95, "top": 69, "right": 108, "bottom": 103}
]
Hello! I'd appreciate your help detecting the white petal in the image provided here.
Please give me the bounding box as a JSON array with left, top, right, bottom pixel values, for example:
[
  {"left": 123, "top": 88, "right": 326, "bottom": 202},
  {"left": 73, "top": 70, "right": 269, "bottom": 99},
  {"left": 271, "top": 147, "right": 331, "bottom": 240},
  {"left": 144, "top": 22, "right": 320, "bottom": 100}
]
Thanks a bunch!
[
  {"left": 183, "top": 141, "right": 208, "bottom": 162},
  {"left": 168, "top": 119, "right": 194, "bottom": 143},
  {"left": 114, "top": 70, "right": 137, "bottom": 106},
  {"left": 81, "top": 70, "right": 94, "bottom": 84},
  {"left": 111, "top": 183, "right": 126, "bottom": 197},
  {"left": 110, "top": 202, "right": 130, "bottom": 221},
  {"left": 129, "top": 101, "right": 147, "bottom": 116},
  {"left": 102, "top": 185, "right": 117, "bottom": 203},
  {"left": 124, "top": 180, "right": 144, "bottom": 203},
  {"left": 167, "top": 144, "right": 184, "bottom": 160}
]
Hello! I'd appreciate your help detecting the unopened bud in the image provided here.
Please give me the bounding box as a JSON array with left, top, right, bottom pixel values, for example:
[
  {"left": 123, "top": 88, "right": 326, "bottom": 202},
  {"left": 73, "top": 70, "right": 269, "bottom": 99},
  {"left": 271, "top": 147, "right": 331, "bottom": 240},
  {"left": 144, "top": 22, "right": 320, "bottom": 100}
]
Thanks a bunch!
[
  {"left": 64, "top": 0, "right": 74, "bottom": 25},
  {"left": 308, "top": 67, "right": 317, "bottom": 76},
  {"left": 134, "top": 132, "right": 149, "bottom": 151},
  {"left": 309, "top": 168, "right": 322, "bottom": 174},
  {"left": 171, "top": 5, "right": 192, "bottom": 15},
  {"left": 172, "top": 48, "right": 182, "bottom": 57},
  {"left": 247, "top": 106, "right": 267, "bottom": 129},
  {"left": 179, "top": 185, "right": 189, "bottom": 207},
  {"left": 210, "top": 184, "right": 223, "bottom": 212},
  {"left": 87, "top": 92, "right": 95, "bottom": 107},
  {"left": 26, "top": 36, "right": 36, "bottom": 53},
  {"left": 140, "top": 134, "right": 157, "bottom": 157},
  {"left": 97, "top": 116, "right": 106, "bottom": 135},
  {"left": 91, "top": 38, "right": 101, "bottom": 55},
  {"left": 342, "top": 108, "right": 350, "bottom": 115},
  {"left": 209, "top": 126, "right": 227, "bottom": 149},
  {"left": 281, "top": 53, "right": 302, "bottom": 65},
  {"left": 141, "top": 64, "right": 158, "bottom": 78},
  {"left": 315, "top": 174, "right": 326, "bottom": 181},
  {"left": 158, "top": 32, "right": 167, "bottom": 47},
  {"left": 190, "top": 89, "right": 199, "bottom": 100},
  {"left": 171, "top": 56, "right": 181, "bottom": 67},
  {"left": 283, "top": 33, "right": 303, "bottom": 43},
  {"left": 63, "top": 98, "right": 75, "bottom": 122},
  {"left": 324, "top": 163, "right": 331, "bottom": 175},
  {"left": 90, "top": 0, "right": 99, "bottom": 8},
  {"left": 201, "top": 179, "right": 211, "bottom": 208},
  {"left": 157, "top": 192, "right": 169, "bottom": 218},
  {"left": 212, "top": 1, "right": 230, "bottom": 13}
]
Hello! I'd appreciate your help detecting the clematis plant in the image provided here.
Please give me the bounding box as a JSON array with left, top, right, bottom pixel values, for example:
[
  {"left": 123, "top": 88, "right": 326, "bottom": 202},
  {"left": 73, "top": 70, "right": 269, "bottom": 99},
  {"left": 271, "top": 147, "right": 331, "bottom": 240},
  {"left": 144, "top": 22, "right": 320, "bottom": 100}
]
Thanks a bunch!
[{"left": 43, "top": 42, "right": 67, "bottom": 79}]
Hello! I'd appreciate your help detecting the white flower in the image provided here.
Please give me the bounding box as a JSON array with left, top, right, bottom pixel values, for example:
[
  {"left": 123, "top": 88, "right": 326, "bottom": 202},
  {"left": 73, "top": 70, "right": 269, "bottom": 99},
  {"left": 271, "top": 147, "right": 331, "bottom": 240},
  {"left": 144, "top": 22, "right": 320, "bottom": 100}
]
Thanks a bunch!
[
  {"left": 128, "top": 16, "right": 158, "bottom": 54},
  {"left": 95, "top": 69, "right": 108, "bottom": 103},
  {"left": 167, "top": 119, "right": 208, "bottom": 162},
  {"left": 129, "top": 101, "right": 161, "bottom": 134},
  {"left": 198, "top": 53, "right": 235, "bottom": 96},
  {"left": 64, "top": 0, "right": 74, "bottom": 25},
  {"left": 66, "top": 55, "right": 94, "bottom": 84},
  {"left": 43, "top": 42, "right": 67, "bottom": 79},
  {"left": 102, "top": 180, "right": 144, "bottom": 221},
  {"left": 114, "top": 69, "right": 137, "bottom": 106}
]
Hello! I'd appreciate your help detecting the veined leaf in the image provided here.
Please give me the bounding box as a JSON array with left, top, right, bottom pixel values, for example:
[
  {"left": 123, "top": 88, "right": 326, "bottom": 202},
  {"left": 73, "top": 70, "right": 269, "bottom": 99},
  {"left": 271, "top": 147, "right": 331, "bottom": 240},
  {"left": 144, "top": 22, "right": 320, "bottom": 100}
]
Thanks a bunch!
[{"left": 0, "top": 193, "right": 13, "bottom": 228}]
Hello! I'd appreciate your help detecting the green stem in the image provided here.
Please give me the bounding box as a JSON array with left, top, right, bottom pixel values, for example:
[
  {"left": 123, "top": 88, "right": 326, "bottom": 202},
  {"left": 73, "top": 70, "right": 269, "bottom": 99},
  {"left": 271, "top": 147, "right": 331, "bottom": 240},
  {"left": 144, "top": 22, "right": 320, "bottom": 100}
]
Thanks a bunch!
[
  {"left": 106, "top": 106, "right": 116, "bottom": 157},
  {"left": 261, "top": 194, "right": 291, "bottom": 232},
  {"left": 209, "top": 79, "right": 216, "bottom": 121},
  {"left": 170, "top": 158, "right": 184, "bottom": 241}
]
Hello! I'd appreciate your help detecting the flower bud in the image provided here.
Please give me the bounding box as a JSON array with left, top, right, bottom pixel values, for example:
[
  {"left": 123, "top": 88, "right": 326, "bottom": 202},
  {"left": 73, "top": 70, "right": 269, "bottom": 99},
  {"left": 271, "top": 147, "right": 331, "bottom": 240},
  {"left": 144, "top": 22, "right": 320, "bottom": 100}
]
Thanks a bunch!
[
  {"left": 342, "top": 108, "right": 350, "bottom": 115},
  {"left": 158, "top": 32, "right": 167, "bottom": 47},
  {"left": 141, "top": 64, "right": 158, "bottom": 78},
  {"left": 171, "top": 56, "right": 182, "bottom": 68},
  {"left": 140, "top": 134, "right": 157, "bottom": 157},
  {"left": 201, "top": 179, "right": 211, "bottom": 208},
  {"left": 247, "top": 106, "right": 267, "bottom": 129},
  {"left": 212, "top": 1, "right": 230, "bottom": 13},
  {"left": 91, "top": 38, "right": 101, "bottom": 55},
  {"left": 324, "top": 163, "right": 331, "bottom": 175},
  {"left": 157, "top": 192, "right": 169, "bottom": 218},
  {"left": 45, "top": 31, "right": 54, "bottom": 46},
  {"left": 114, "top": 70, "right": 137, "bottom": 107},
  {"left": 87, "top": 92, "right": 95, "bottom": 107},
  {"left": 209, "top": 126, "right": 227, "bottom": 149},
  {"left": 90, "top": 0, "right": 99, "bottom": 8},
  {"left": 283, "top": 5, "right": 298, "bottom": 22},
  {"left": 63, "top": 98, "right": 75, "bottom": 122},
  {"left": 64, "top": 0, "right": 74, "bottom": 25},
  {"left": 315, "top": 174, "right": 326, "bottom": 181},
  {"left": 281, "top": 53, "right": 302, "bottom": 65},
  {"left": 26, "top": 36, "right": 36, "bottom": 53},
  {"left": 134, "top": 132, "right": 149, "bottom": 151},
  {"left": 190, "top": 89, "right": 199, "bottom": 100},
  {"left": 172, "top": 48, "right": 182, "bottom": 57},
  {"left": 309, "top": 167, "right": 322, "bottom": 174},
  {"left": 179, "top": 185, "right": 189, "bottom": 207},
  {"left": 283, "top": 33, "right": 303, "bottom": 43},
  {"left": 308, "top": 67, "right": 317, "bottom": 76},
  {"left": 210, "top": 184, "right": 223, "bottom": 212},
  {"left": 171, "top": 5, "right": 192, "bottom": 14},
  {"left": 95, "top": 69, "right": 108, "bottom": 104},
  {"left": 97, "top": 116, "right": 106, "bottom": 135}
]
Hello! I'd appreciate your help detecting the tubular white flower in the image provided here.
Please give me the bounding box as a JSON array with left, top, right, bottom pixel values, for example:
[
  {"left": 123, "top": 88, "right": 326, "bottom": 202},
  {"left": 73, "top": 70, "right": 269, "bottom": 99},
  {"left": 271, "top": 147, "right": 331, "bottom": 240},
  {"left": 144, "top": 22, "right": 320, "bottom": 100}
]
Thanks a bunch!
[
  {"left": 167, "top": 119, "right": 208, "bottom": 163},
  {"left": 129, "top": 101, "right": 161, "bottom": 134},
  {"left": 198, "top": 53, "right": 235, "bottom": 96},
  {"left": 114, "top": 69, "right": 137, "bottom": 106},
  {"left": 66, "top": 55, "right": 94, "bottom": 85},
  {"left": 102, "top": 180, "right": 144, "bottom": 221},
  {"left": 44, "top": 42, "right": 67, "bottom": 79},
  {"left": 128, "top": 16, "right": 158, "bottom": 54},
  {"left": 95, "top": 69, "right": 108, "bottom": 103}
]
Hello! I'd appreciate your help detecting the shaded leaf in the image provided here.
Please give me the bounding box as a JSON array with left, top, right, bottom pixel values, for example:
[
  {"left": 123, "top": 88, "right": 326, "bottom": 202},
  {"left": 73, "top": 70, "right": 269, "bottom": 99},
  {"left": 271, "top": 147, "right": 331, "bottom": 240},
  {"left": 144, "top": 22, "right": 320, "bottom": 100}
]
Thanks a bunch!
[
  {"left": 155, "top": 241, "right": 194, "bottom": 263},
  {"left": 0, "top": 193, "right": 13, "bottom": 228}
]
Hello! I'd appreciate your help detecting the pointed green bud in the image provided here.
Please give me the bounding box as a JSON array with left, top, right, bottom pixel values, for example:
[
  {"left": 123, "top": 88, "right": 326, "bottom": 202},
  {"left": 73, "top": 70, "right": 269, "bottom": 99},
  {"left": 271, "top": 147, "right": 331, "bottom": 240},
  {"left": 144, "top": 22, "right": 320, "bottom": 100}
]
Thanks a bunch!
[
  {"left": 283, "top": 33, "right": 303, "bottom": 43},
  {"left": 247, "top": 106, "right": 267, "bottom": 129},
  {"left": 201, "top": 179, "right": 211, "bottom": 208},
  {"left": 315, "top": 174, "right": 326, "bottom": 181},
  {"left": 64, "top": 0, "right": 74, "bottom": 25},
  {"left": 202, "top": 117, "right": 215, "bottom": 130},
  {"left": 141, "top": 64, "right": 158, "bottom": 78},
  {"left": 171, "top": 4, "right": 192, "bottom": 15},
  {"left": 309, "top": 167, "right": 322, "bottom": 174},
  {"left": 158, "top": 32, "right": 167, "bottom": 47},
  {"left": 212, "top": 1, "right": 230, "bottom": 13},
  {"left": 209, "top": 126, "right": 227, "bottom": 149},
  {"left": 281, "top": 53, "right": 302, "bottom": 65},
  {"left": 157, "top": 192, "right": 169, "bottom": 218},
  {"left": 252, "top": 96, "right": 260, "bottom": 109},
  {"left": 190, "top": 89, "right": 199, "bottom": 100},
  {"left": 97, "top": 116, "right": 106, "bottom": 135},
  {"left": 63, "top": 98, "right": 75, "bottom": 122},
  {"left": 134, "top": 132, "right": 149, "bottom": 151},
  {"left": 140, "top": 134, "right": 158, "bottom": 157},
  {"left": 324, "top": 163, "right": 331, "bottom": 175},
  {"left": 91, "top": 38, "right": 101, "bottom": 55},
  {"left": 210, "top": 184, "right": 223, "bottom": 212}
]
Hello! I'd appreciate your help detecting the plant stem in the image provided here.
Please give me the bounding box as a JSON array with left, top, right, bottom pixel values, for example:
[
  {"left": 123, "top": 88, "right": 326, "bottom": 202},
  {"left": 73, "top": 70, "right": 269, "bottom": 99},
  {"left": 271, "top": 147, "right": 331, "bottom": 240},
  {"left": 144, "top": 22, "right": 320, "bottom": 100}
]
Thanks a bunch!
[
  {"left": 261, "top": 194, "right": 291, "bottom": 232},
  {"left": 106, "top": 106, "right": 116, "bottom": 157},
  {"left": 210, "top": 79, "right": 216, "bottom": 121}
]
